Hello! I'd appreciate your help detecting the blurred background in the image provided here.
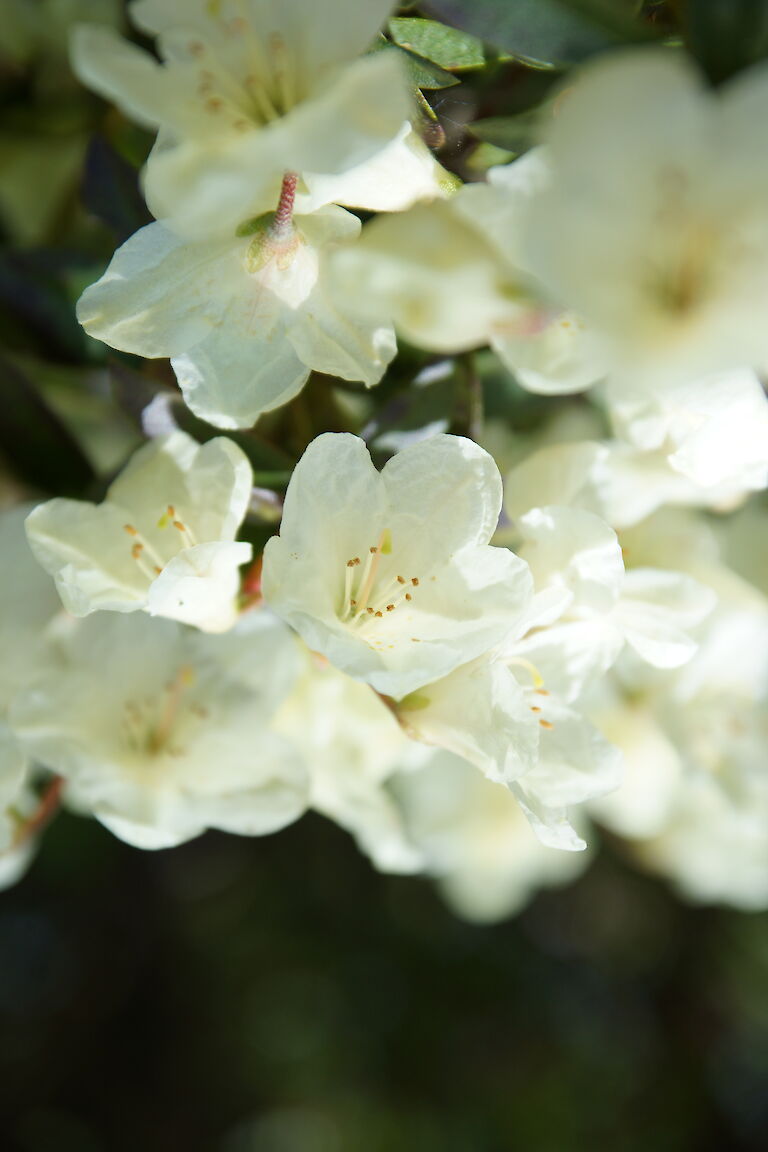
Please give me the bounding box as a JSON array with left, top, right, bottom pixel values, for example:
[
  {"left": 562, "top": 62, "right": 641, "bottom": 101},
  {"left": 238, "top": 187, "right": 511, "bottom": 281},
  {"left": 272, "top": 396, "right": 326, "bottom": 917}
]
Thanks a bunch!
[
  {"left": 1, "top": 815, "right": 768, "bottom": 1151},
  {"left": 1, "top": 2, "right": 767, "bottom": 1149}
]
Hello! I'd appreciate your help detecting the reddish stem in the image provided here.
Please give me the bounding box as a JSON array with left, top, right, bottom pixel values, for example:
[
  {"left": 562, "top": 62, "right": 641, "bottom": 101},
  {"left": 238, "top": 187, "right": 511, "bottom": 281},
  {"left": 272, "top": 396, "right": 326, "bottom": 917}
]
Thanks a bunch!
[
  {"left": 14, "top": 775, "right": 64, "bottom": 847},
  {"left": 273, "top": 171, "right": 298, "bottom": 233}
]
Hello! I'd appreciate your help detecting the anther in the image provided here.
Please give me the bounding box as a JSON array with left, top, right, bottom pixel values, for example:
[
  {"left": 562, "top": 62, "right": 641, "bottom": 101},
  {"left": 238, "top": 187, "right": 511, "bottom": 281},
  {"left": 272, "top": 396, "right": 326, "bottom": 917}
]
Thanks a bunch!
[
  {"left": 386, "top": 604, "right": 395, "bottom": 612},
  {"left": 397, "top": 575, "right": 406, "bottom": 584},
  {"left": 375, "top": 611, "right": 383, "bottom": 618},
  {"left": 124, "top": 524, "right": 138, "bottom": 536},
  {"left": 539, "top": 719, "right": 554, "bottom": 730},
  {"left": 411, "top": 577, "right": 419, "bottom": 586},
  {"left": 131, "top": 543, "right": 143, "bottom": 559},
  {"left": 405, "top": 593, "right": 412, "bottom": 601}
]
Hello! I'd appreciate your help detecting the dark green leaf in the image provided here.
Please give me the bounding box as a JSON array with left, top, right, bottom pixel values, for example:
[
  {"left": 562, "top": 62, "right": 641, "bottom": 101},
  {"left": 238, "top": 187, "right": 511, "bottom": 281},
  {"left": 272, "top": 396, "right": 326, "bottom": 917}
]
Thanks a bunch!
[
  {"left": 389, "top": 16, "right": 485, "bottom": 69},
  {"left": 423, "top": 0, "right": 650, "bottom": 66},
  {"left": 0, "top": 250, "right": 88, "bottom": 362},
  {"left": 393, "top": 44, "right": 460, "bottom": 88},
  {"left": 0, "top": 353, "right": 95, "bottom": 495},
  {"left": 83, "top": 134, "right": 152, "bottom": 243},
  {"left": 685, "top": 0, "right": 768, "bottom": 85}
]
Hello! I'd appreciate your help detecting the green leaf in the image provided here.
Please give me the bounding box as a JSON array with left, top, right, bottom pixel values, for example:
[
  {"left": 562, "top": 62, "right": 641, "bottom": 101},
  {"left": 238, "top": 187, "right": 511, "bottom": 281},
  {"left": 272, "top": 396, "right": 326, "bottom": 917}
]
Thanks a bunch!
[
  {"left": 393, "top": 44, "right": 460, "bottom": 88},
  {"left": 389, "top": 16, "right": 485, "bottom": 70},
  {"left": 423, "top": 0, "right": 650, "bottom": 66},
  {"left": 685, "top": 0, "right": 768, "bottom": 85},
  {"left": 468, "top": 112, "right": 541, "bottom": 153},
  {"left": 0, "top": 353, "right": 95, "bottom": 496}
]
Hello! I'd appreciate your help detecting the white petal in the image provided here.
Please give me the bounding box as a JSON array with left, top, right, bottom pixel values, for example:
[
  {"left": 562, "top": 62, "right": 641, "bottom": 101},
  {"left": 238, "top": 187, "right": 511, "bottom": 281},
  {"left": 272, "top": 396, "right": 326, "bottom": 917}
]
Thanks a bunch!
[
  {"left": 77, "top": 222, "right": 238, "bottom": 358},
  {"left": 398, "top": 656, "right": 540, "bottom": 785},
  {"left": 299, "top": 124, "right": 451, "bottom": 213},
  {"left": 146, "top": 50, "right": 411, "bottom": 235},
  {"left": 71, "top": 24, "right": 189, "bottom": 132},
  {"left": 147, "top": 540, "right": 252, "bottom": 632},
  {"left": 618, "top": 568, "right": 716, "bottom": 668},
  {"left": 25, "top": 498, "right": 148, "bottom": 616}
]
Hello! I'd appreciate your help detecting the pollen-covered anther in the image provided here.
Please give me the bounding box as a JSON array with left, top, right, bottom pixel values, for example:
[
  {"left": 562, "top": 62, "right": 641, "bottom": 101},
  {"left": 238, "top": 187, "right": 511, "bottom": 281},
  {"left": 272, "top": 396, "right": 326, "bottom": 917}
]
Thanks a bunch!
[{"left": 539, "top": 719, "right": 554, "bottom": 730}]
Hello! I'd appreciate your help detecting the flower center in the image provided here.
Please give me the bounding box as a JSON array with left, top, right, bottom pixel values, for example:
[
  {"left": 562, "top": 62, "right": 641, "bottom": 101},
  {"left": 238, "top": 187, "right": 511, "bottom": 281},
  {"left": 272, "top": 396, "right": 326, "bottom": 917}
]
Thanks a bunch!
[
  {"left": 188, "top": 19, "right": 300, "bottom": 129},
  {"left": 121, "top": 665, "right": 209, "bottom": 759},
  {"left": 122, "top": 504, "right": 199, "bottom": 582},
  {"left": 339, "top": 531, "right": 423, "bottom": 630}
]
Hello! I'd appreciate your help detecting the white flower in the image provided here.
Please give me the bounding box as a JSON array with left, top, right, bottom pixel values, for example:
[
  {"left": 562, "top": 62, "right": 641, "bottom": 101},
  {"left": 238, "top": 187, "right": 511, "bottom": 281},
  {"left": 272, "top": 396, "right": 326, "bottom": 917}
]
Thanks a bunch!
[
  {"left": 262, "top": 433, "right": 533, "bottom": 699},
  {"left": 25, "top": 432, "right": 253, "bottom": 632},
  {"left": 11, "top": 610, "right": 307, "bottom": 849},
  {"left": 0, "top": 504, "right": 64, "bottom": 867},
  {"left": 524, "top": 50, "right": 768, "bottom": 387},
  {"left": 604, "top": 368, "right": 768, "bottom": 494},
  {"left": 274, "top": 652, "right": 423, "bottom": 872},
  {"left": 590, "top": 515, "right": 768, "bottom": 908},
  {"left": 331, "top": 148, "right": 607, "bottom": 392},
  {"left": 508, "top": 505, "right": 715, "bottom": 699},
  {"left": 72, "top": 0, "right": 415, "bottom": 235},
  {"left": 0, "top": 504, "right": 63, "bottom": 707},
  {"left": 394, "top": 605, "right": 622, "bottom": 852},
  {"left": 503, "top": 405, "right": 765, "bottom": 526},
  {"left": 389, "top": 750, "right": 588, "bottom": 922},
  {"left": 77, "top": 204, "right": 396, "bottom": 429}
]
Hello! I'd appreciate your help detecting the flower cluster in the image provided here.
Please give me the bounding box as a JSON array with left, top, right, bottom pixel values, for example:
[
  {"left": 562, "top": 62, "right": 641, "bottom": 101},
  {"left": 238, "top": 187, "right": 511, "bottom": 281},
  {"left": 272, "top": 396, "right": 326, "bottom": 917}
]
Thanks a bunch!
[{"left": 1, "top": 0, "right": 767, "bottom": 922}]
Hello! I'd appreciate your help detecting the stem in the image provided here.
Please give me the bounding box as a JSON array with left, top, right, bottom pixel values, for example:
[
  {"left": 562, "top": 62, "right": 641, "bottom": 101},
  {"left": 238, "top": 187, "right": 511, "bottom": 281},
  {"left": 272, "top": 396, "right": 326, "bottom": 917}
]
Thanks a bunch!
[
  {"left": 272, "top": 171, "right": 298, "bottom": 236},
  {"left": 13, "top": 775, "right": 64, "bottom": 848},
  {"left": 459, "top": 352, "right": 483, "bottom": 443}
]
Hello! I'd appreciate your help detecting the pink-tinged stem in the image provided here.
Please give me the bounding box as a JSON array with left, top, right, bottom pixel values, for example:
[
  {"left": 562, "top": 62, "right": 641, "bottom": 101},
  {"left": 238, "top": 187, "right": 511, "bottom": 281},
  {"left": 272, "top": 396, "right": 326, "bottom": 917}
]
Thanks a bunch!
[
  {"left": 273, "top": 171, "right": 298, "bottom": 233},
  {"left": 14, "top": 775, "right": 64, "bottom": 847}
]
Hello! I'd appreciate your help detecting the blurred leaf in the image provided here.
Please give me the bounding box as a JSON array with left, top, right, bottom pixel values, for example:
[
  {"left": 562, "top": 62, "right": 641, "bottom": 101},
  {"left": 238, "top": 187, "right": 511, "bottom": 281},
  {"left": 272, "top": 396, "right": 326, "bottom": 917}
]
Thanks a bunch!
[
  {"left": 423, "top": 0, "right": 650, "bottom": 65},
  {"left": 389, "top": 16, "right": 485, "bottom": 69},
  {"left": 684, "top": 0, "right": 768, "bottom": 84},
  {"left": 469, "top": 111, "right": 540, "bottom": 152},
  {"left": 0, "top": 353, "right": 95, "bottom": 495},
  {"left": 83, "top": 134, "right": 152, "bottom": 243},
  {"left": 0, "top": 250, "right": 87, "bottom": 361}
]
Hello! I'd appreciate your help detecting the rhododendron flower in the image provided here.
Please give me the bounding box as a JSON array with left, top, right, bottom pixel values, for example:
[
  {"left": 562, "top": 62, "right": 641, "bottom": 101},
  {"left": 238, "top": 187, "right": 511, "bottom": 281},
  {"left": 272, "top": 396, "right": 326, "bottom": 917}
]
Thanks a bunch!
[
  {"left": 26, "top": 433, "right": 253, "bottom": 632},
  {"left": 262, "top": 433, "right": 533, "bottom": 699},
  {"left": 524, "top": 51, "right": 768, "bottom": 387},
  {"left": 72, "top": 0, "right": 415, "bottom": 235},
  {"left": 12, "top": 611, "right": 307, "bottom": 849},
  {"left": 77, "top": 202, "right": 396, "bottom": 429}
]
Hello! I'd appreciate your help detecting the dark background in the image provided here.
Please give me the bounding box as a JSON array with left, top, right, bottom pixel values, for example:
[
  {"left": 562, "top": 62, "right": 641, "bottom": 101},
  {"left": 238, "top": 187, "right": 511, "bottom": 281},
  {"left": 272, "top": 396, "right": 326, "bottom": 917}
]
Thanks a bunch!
[{"left": 1, "top": 813, "right": 767, "bottom": 1152}]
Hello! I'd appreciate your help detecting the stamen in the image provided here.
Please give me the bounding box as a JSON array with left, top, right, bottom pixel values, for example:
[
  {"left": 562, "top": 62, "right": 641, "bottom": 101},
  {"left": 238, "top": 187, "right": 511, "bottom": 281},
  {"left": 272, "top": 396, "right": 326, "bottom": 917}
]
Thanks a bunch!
[
  {"left": 539, "top": 719, "right": 554, "bottom": 730},
  {"left": 506, "top": 657, "right": 545, "bottom": 690},
  {"left": 124, "top": 523, "right": 165, "bottom": 578},
  {"left": 147, "top": 665, "right": 195, "bottom": 755}
]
